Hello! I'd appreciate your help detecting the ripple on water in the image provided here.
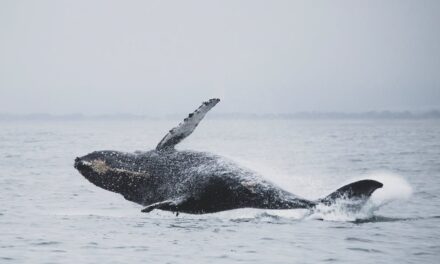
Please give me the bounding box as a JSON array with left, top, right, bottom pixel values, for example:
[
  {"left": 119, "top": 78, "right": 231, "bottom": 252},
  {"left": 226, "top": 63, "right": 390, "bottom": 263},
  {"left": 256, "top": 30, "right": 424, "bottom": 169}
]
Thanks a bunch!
[
  {"left": 353, "top": 215, "right": 438, "bottom": 224},
  {"left": 31, "top": 241, "right": 61, "bottom": 246},
  {"left": 82, "top": 243, "right": 99, "bottom": 249},
  {"left": 322, "top": 258, "right": 338, "bottom": 262},
  {"left": 413, "top": 252, "right": 432, "bottom": 256},
  {"left": 345, "top": 237, "right": 374, "bottom": 243},
  {"left": 51, "top": 250, "right": 66, "bottom": 253},
  {"left": 347, "top": 247, "right": 384, "bottom": 254}
]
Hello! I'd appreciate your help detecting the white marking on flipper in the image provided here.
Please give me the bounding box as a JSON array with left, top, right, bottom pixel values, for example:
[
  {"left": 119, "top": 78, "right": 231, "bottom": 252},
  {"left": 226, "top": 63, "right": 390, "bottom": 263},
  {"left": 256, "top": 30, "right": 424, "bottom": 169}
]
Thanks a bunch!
[
  {"left": 156, "top": 98, "right": 220, "bottom": 150},
  {"left": 141, "top": 198, "right": 185, "bottom": 213}
]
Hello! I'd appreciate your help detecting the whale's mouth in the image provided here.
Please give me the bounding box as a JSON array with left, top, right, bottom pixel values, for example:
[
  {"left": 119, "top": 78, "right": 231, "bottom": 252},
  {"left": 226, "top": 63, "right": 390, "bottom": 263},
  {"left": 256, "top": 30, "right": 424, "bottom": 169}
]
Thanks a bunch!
[
  {"left": 74, "top": 156, "right": 146, "bottom": 180},
  {"left": 74, "top": 157, "right": 81, "bottom": 168},
  {"left": 74, "top": 154, "right": 150, "bottom": 205}
]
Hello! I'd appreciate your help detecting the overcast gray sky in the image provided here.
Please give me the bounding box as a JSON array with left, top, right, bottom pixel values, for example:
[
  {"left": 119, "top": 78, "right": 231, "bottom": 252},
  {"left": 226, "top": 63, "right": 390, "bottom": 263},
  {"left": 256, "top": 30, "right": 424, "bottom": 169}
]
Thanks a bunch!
[{"left": 1, "top": 0, "right": 439, "bottom": 115}]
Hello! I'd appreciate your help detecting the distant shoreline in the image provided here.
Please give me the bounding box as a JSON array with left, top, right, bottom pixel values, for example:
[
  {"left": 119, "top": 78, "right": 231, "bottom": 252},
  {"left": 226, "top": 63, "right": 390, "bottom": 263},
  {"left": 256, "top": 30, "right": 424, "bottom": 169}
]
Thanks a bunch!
[{"left": 1, "top": 111, "right": 440, "bottom": 121}]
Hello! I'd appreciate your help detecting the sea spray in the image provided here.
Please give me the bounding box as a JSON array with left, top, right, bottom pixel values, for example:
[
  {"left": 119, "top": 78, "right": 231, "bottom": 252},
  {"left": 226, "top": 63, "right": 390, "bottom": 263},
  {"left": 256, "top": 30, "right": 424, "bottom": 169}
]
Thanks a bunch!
[{"left": 367, "top": 172, "right": 413, "bottom": 205}]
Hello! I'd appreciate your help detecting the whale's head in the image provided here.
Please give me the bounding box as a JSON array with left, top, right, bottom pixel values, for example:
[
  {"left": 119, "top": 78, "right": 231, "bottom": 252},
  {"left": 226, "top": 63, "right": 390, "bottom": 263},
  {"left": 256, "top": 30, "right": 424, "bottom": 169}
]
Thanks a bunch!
[{"left": 74, "top": 151, "right": 151, "bottom": 203}]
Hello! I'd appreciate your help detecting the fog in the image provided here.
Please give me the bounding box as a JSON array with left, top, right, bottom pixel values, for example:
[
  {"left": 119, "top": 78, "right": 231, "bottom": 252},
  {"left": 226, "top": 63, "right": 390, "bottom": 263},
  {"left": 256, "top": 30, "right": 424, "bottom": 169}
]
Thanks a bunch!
[{"left": 1, "top": 0, "right": 439, "bottom": 115}]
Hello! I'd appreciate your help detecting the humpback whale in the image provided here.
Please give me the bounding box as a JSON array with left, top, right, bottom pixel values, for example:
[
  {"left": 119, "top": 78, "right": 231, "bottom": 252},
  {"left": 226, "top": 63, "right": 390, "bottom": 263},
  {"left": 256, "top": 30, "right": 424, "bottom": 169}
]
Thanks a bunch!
[{"left": 74, "top": 98, "right": 383, "bottom": 214}]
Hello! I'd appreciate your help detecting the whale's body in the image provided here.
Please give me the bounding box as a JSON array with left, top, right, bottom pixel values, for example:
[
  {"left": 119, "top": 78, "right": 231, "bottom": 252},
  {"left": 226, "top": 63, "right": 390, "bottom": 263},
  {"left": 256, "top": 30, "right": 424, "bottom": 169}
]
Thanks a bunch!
[
  {"left": 75, "top": 149, "right": 317, "bottom": 213},
  {"left": 74, "top": 99, "right": 383, "bottom": 214}
]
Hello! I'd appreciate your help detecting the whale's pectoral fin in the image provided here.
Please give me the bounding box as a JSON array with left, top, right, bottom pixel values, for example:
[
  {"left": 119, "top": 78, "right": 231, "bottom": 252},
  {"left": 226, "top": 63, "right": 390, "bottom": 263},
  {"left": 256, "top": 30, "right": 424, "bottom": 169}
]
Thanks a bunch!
[
  {"left": 318, "top": 179, "right": 383, "bottom": 206},
  {"left": 156, "top": 98, "right": 220, "bottom": 151},
  {"left": 141, "top": 199, "right": 182, "bottom": 213}
]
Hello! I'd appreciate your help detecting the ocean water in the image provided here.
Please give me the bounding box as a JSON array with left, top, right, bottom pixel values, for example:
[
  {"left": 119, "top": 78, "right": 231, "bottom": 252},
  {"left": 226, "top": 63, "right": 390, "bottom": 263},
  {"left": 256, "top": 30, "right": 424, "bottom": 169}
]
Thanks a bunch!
[{"left": 0, "top": 119, "right": 439, "bottom": 263}]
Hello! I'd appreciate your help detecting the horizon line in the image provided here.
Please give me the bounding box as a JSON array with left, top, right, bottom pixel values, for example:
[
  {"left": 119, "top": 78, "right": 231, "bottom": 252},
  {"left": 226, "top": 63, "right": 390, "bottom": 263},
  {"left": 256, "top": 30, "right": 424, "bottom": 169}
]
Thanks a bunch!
[{"left": 1, "top": 110, "right": 440, "bottom": 121}]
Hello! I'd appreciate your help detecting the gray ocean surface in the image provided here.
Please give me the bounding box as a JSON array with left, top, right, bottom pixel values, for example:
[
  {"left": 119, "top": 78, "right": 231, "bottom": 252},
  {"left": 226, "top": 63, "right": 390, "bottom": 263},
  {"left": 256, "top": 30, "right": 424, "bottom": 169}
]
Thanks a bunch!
[{"left": 0, "top": 119, "right": 439, "bottom": 263}]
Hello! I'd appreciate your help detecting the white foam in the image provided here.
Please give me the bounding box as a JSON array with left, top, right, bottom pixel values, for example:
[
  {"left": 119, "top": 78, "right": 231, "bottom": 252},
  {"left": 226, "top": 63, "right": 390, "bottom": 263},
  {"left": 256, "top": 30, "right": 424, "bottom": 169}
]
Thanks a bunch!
[{"left": 308, "top": 199, "right": 374, "bottom": 222}]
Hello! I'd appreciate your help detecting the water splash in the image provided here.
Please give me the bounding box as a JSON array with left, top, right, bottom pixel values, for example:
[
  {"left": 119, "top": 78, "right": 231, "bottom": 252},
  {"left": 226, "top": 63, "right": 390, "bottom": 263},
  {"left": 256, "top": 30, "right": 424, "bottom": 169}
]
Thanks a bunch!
[
  {"left": 308, "top": 172, "right": 413, "bottom": 222},
  {"left": 367, "top": 171, "right": 413, "bottom": 205}
]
